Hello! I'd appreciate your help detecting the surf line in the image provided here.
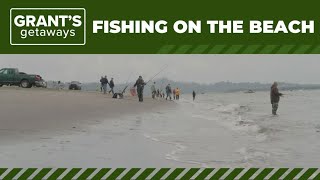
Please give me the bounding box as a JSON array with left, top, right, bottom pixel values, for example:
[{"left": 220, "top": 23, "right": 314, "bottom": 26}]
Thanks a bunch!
[{"left": 143, "top": 133, "right": 209, "bottom": 167}]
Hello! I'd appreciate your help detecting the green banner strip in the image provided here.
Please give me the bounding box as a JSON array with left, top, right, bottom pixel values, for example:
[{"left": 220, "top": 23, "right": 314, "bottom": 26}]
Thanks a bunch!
[
  {"left": 150, "top": 168, "right": 170, "bottom": 180},
  {"left": 61, "top": 168, "right": 82, "bottom": 180},
  {"left": 17, "top": 168, "right": 37, "bottom": 180},
  {"left": 191, "top": 45, "right": 210, "bottom": 54},
  {"left": 310, "top": 45, "right": 320, "bottom": 53},
  {"left": 3, "top": 168, "right": 22, "bottom": 180},
  {"left": 121, "top": 168, "right": 141, "bottom": 180},
  {"left": 269, "top": 168, "right": 288, "bottom": 180},
  {"left": 180, "top": 168, "right": 200, "bottom": 180},
  {"left": 254, "top": 168, "right": 274, "bottom": 180},
  {"left": 157, "top": 45, "right": 176, "bottom": 54},
  {"left": 106, "top": 168, "right": 126, "bottom": 180},
  {"left": 91, "top": 168, "right": 111, "bottom": 180},
  {"left": 210, "top": 168, "right": 229, "bottom": 180},
  {"left": 47, "top": 168, "right": 67, "bottom": 180},
  {"left": 298, "top": 168, "right": 317, "bottom": 180},
  {"left": 32, "top": 168, "right": 52, "bottom": 180},
  {"left": 283, "top": 168, "right": 303, "bottom": 180},
  {"left": 276, "top": 45, "right": 296, "bottom": 54},
  {"left": 0, "top": 168, "right": 318, "bottom": 179},
  {"left": 0, "top": 169, "right": 8, "bottom": 177},
  {"left": 239, "top": 168, "right": 259, "bottom": 180},
  {"left": 225, "top": 168, "right": 244, "bottom": 180},
  {"left": 157, "top": 44, "right": 320, "bottom": 54},
  {"left": 165, "top": 168, "right": 185, "bottom": 180},
  {"left": 224, "top": 45, "right": 245, "bottom": 54},
  {"left": 194, "top": 168, "right": 214, "bottom": 180},
  {"left": 173, "top": 45, "right": 193, "bottom": 54},
  {"left": 136, "top": 168, "right": 155, "bottom": 180},
  {"left": 76, "top": 168, "right": 97, "bottom": 180},
  {"left": 294, "top": 45, "right": 313, "bottom": 54},
  {"left": 208, "top": 45, "right": 228, "bottom": 54},
  {"left": 242, "top": 45, "right": 262, "bottom": 54}
]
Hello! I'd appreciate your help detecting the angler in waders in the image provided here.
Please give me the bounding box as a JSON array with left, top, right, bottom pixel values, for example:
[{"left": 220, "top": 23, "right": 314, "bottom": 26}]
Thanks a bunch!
[
  {"left": 270, "top": 82, "right": 283, "bottom": 115},
  {"left": 134, "top": 76, "right": 146, "bottom": 102},
  {"left": 133, "top": 64, "right": 168, "bottom": 102}
]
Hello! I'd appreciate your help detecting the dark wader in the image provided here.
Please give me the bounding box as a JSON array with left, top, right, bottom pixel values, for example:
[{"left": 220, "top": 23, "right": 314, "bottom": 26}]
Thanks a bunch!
[
  {"left": 137, "top": 86, "right": 144, "bottom": 102},
  {"left": 272, "top": 103, "right": 278, "bottom": 115},
  {"left": 270, "top": 85, "right": 282, "bottom": 115},
  {"left": 134, "top": 78, "right": 146, "bottom": 102}
]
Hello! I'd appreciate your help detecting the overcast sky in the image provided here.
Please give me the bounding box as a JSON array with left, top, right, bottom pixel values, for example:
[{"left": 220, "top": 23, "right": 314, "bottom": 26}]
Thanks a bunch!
[{"left": 0, "top": 55, "right": 319, "bottom": 84}]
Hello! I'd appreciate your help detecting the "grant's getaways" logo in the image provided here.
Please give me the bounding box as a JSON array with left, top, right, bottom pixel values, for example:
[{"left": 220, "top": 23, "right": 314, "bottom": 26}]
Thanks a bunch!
[{"left": 10, "top": 8, "right": 86, "bottom": 45}]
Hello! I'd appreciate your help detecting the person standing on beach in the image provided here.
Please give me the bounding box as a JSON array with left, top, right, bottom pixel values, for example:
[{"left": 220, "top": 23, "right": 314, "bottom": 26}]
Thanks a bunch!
[
  {"left": 270, "top": 82, "right": 283, "bottom": 115},
  {"left": 99, "top": 76, "right": 104, "bottom": 92},
  {"left": 109, "top": 78, "right": 115, "bottom": 94},
  {"left": 175, "top": 88, "right": 180, "bottom": 100},
  {"left": 173, "top": 88, "right": 176, "bottom": 100},
  {"left": 157, "top": 89, "right": 160, "bottom": 98},
  {"left": 192, "top": 90, "right": 196, "bottom": 101},
  {"left": 101, "top": 76, "right": 109, "bottom": 94},
  {"left": 134, "top": 76, "right": 146, "bottom": 102},
  {"left": 165, "top": 84, "right": 172, "bottom": 100},
  {"left": 151, "top": 82, "right": 156, "bottom": 99}
]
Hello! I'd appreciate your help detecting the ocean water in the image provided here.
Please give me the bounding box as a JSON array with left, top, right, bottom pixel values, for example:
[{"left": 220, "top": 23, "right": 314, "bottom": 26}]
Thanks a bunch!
[
  {"left": 2, "top": 90, "right": 320, "bottom": 167},
  {"left": 141, "top": 90, "right": 320, "bottom": 167}
]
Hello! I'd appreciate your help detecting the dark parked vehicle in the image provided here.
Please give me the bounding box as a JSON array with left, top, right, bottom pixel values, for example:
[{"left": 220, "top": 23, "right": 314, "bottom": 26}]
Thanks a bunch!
[
  {"left": 0, "top": 68, "right": 46, "bottom": 88},
  {"left": 69, "top": 81, "right": 82, "bottom": 90}
]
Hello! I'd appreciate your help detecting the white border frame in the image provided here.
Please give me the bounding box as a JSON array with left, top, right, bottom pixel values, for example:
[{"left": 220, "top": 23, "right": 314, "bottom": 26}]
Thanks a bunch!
[{"left": 10, "top": 8, "right": 86, "bottom": 46}]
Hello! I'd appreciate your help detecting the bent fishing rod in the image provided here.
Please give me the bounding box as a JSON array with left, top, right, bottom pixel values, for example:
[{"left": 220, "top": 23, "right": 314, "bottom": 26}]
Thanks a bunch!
[
  {"left": 145, "top": 64, "right": 169, "bottom": 85},
  {"left": 121, "top": 72, "right": 133, "bottom": 93}
]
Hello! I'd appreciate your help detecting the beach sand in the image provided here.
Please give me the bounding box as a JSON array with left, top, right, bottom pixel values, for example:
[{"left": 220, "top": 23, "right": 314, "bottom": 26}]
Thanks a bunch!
[
  {"left": 0, "top": 87, "right": 186, "bottom": 167},
  {"left": 0, "top": 87, "right": 171, "bottom": 143}
]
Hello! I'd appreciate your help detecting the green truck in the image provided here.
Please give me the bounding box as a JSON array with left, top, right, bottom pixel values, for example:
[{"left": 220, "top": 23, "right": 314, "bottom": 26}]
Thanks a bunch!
[{"left": 0, "top": 68, "right": 46, "bottom": 88}]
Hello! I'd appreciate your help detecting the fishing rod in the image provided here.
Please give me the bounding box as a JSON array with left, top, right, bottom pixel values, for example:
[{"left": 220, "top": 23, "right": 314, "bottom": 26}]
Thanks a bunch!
[
  {"left": 121, "top": 72, "right": 133, "bottom": 94},
  {"left": 125, "top": 72, "right": 133, "bottom": 85},
  {"left": 145, "top": 64, "right": 168, "bottom": 85}
]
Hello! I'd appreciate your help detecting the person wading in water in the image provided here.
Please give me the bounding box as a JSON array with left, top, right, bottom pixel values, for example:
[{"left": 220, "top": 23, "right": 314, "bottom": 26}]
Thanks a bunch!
[{"left": 270, "top": 82, "right": 283, "bottom": 115}]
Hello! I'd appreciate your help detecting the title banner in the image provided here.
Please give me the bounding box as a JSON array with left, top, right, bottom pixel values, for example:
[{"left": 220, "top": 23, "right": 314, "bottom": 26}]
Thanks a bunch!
[{"left": 1, "top": 0, "right": 320, "bottom": 54}]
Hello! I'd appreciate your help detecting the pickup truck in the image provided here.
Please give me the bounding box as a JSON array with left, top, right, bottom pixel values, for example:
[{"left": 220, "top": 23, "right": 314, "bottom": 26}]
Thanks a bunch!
[{"left": 0, "top": 68, "right": 46, "bottom": 88}]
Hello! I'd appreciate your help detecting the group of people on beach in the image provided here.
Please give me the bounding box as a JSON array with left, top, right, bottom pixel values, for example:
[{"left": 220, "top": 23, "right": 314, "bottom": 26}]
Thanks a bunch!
[
  {"left": 99, "top": 76, "right": 115, "bottom": 94},
  {"left": 136, "top": 78, "right": 283, "bottom": 115},
  {"left": 99, "top": 75, "right": 191, "bottom": 103},
  {"left": 132, "top": 75, "right": 184, "bottom": 102},
  {"left": 99, "top": 75, "right": 282, "bottom": 115},
  {"left": 150, "top": 82, "right": 181, "bottom": 101}
]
